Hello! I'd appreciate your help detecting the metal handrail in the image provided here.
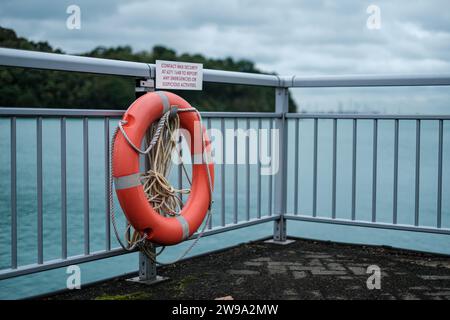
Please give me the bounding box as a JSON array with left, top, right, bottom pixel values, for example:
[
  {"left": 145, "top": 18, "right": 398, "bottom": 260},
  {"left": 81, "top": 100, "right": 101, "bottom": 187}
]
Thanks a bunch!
[
  {"left": 286, "top": 113, "right": 450, "bottom": 120},
  {"left": 2, "top": 48, "right": 450, "bottom": 87},
  {"left": 0, "top": 107, "right": 282, "bottom": 118},
  {"left": 288, "top": 73, "right": 450, "bottom": 87},
  {"left": 0, "top": 48, "right": 280, "bottom": 87}
]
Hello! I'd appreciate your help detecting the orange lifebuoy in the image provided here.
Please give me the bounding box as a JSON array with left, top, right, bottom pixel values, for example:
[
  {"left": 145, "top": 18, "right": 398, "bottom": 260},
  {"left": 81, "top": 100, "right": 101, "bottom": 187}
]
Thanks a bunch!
[{"left": 112, "top": 91, "right": 214, "bottom": 245}]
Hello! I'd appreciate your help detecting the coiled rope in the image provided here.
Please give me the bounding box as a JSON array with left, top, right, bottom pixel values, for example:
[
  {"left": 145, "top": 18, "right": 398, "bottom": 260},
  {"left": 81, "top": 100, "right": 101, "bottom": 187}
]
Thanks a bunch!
[{"left": 109, "top": 106, "right": 213, "bottom": 265}]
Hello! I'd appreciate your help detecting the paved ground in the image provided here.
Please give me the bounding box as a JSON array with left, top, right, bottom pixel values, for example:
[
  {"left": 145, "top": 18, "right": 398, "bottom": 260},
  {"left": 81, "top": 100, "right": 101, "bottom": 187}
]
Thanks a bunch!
[{"left": 46, "top": 238, "right": 450, "bottom": 300}]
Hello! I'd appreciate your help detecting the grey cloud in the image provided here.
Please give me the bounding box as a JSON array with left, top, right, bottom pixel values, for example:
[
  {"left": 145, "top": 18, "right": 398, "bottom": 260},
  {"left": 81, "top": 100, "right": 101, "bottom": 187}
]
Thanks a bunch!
[{"left": 0, "top": 0, "right": 125, "bottom": 21}]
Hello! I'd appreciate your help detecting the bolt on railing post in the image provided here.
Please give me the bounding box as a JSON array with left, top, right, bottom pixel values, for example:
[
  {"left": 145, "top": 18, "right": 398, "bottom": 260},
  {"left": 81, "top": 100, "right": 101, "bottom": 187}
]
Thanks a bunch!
[
  {"left": 135, "top": 78, "right": 155, "bottom": 97},
  {"left": 267, "top": 87, "right": 294, "bottom": 245}
]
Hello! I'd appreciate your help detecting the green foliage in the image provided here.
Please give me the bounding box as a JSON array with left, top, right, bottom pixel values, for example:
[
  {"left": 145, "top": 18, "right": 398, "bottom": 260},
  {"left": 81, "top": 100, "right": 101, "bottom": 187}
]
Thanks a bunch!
[
  {"left": 0, "top": 26, "right": 296, "bottom": 112},
  {"left": 173, "top": 275, "right": 197, "bottom": 297},
  {"left": 95, "top": 291, "right": 153, "bottom": 300}
]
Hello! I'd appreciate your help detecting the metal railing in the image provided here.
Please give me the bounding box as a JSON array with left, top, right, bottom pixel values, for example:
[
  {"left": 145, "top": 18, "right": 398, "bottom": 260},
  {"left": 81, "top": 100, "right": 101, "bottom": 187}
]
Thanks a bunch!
[
  {"left": 0, "top": 108, "right": 281, "bottom": 280},
  {"left": 1, "top": 48, "right": 450, "bottom": 284},
  {"left": 283, "top": 113, "right": 450, "bottom": 235}
]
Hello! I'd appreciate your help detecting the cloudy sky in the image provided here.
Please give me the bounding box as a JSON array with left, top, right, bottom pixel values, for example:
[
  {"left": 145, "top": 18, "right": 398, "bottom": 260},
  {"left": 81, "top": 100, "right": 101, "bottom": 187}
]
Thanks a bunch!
[{"left": 1, "top": 0, "right": 450, "bottom": 113}]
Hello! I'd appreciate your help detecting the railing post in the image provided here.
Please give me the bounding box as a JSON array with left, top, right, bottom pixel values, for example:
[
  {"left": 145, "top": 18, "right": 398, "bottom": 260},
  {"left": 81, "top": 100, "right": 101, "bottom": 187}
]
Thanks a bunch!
[
  {"left": 127, "top": 78, "right": 167, "bottom": 285},
  {"left": 267, "top": 87, "right": 294, "bottom": 245},
  {"left": 127, "top": 251, "right": 167, "bottom": 285}
]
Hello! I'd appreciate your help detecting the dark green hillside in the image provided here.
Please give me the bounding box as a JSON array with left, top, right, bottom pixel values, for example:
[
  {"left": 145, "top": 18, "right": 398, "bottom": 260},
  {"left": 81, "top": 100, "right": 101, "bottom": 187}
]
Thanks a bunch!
[{"left": 0, "top": 26, "right": 296, "bottom": 112}]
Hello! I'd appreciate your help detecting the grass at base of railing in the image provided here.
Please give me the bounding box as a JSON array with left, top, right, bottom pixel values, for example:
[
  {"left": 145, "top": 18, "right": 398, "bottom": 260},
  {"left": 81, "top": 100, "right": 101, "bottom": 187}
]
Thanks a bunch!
[{"left": 95, "top": 291, "right": 153, "bottom": 300}]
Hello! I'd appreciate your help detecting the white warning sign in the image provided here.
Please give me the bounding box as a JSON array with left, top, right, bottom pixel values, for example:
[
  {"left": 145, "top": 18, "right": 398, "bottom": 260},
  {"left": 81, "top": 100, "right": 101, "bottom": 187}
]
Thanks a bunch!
[{"left": 155, "top": 60, "right": 203, "bottom": 90}]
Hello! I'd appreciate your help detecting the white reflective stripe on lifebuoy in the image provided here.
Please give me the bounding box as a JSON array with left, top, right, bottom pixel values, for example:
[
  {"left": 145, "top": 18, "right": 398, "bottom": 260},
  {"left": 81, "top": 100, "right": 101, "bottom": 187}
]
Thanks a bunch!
[
  {"left": 155, "top": 91, "right": 170, "bottom": 114},
  {"left": 175, "top": 215, "right": 190, "bottom": 240},
  {"left": 114, "top": 172, "right": 142, "bottom": 190}
]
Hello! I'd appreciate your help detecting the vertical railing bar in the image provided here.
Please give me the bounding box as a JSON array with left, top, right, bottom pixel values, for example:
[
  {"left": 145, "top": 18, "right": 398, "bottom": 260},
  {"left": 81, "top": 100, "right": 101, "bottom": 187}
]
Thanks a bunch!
[
  {"left": 134, "top": 132, "right": 148, "bottom": 245},
  {"left": 268, "top": 119, "right": 273, "bottom": 216},
  {"left": 393, "top": 119, "right": 399, "bottom": 225},
  {"left": 257, "top": 118, "right": 262, "bottom": 219},
  {"left": 83, "top": 117, "right": 90, "bottom": 255},
  {"left": 332, "top": 118, "right": 337, "bottom": 219},
  {"left": 245, "top": 118, "right": 250, "bottom": 221},
  {"left": 233, "top": 118, "right": 238, "bottom": 224},
  {"left": 312, "top": 118, "right": 318, "bottom": 217},
  {"left": 415, "top": 119, "right": 421, "bottom": 226},
  {"left": 351, "top": 119, "right": 357, "bottom": 220},
  {"left": 207, "top": 118, "right": 213, "bottom": 229},
  {"left": 104, "top": 117, "right": 111, "bottom": 251},
  {"left": 437, "top": 119, "right": 443, "bottom": 228},
  {"left": 294, "top": 119, "right": 300, "bottom": 215},
  {"left": 37, "top": 117, "right": 43, "bottom": 264},
  {"left": 178, "top": 135, "right": 183, "bottom": 203},
  {"left": 61, "top": 117, "right": 67, "bottom": 258},
  {"left": 10, "top": 117, "right": 17, "bottom": 269},
  {"left": 372, "top": 119, "right": 378, "bottom": 223},
  {"left": 221, "top": 118, "right": 225, "bottom": 226}
]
